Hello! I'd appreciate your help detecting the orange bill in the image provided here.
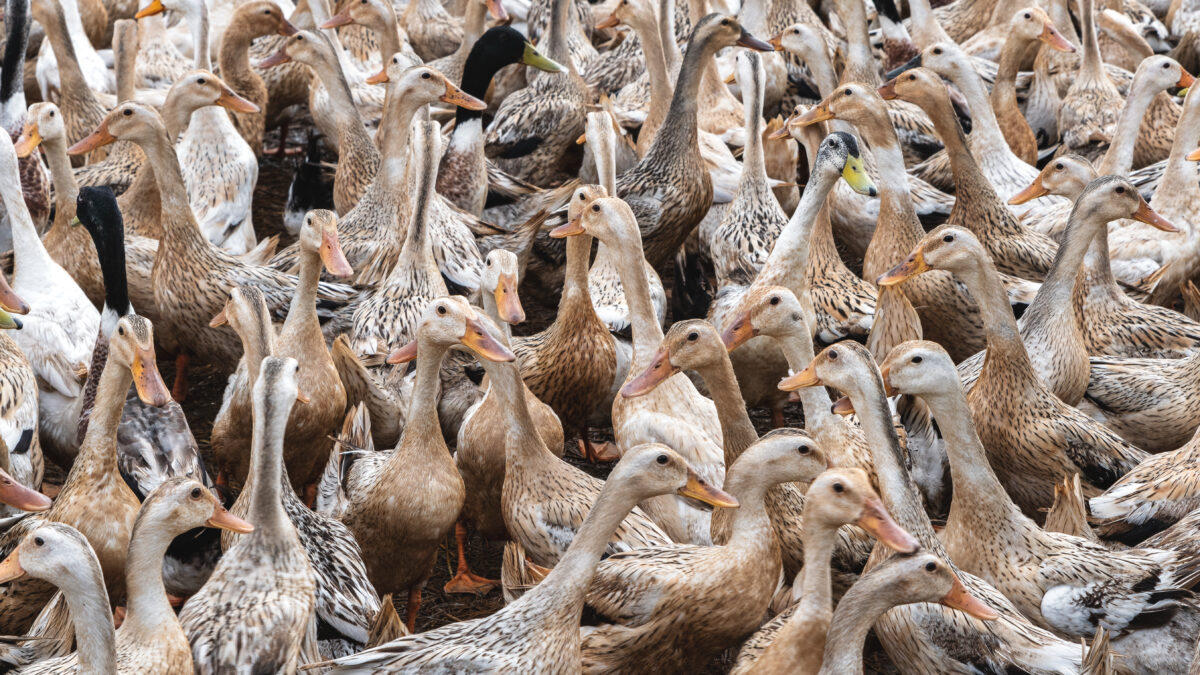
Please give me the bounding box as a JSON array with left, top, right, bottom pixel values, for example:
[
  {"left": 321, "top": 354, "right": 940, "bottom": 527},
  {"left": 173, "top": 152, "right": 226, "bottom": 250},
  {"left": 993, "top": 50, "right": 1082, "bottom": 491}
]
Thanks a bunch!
[
  {"left": 319, "top": 10, "right": 354, "bottom": 28},
  {"left": 66, "top": 121, "right": 116, "bottom": 156},
  {"left": 132, "top": 344, "right": 171, "bottom": 407},
  {"left": 736, "top": 27, "right": 774, "bottom": 51},
  {"left": 856, "top": 495, "right": 919, "bottom": 553},
  {"left": 678, "top": 468, "right": 739, "bottom": 508},
  {"left": 1188, "top": 146, "right": 1200, "bottom": 161},
  {"left": 877, "top": 249, "right": 929, "bottom": 286},
  {"left": 795, "top": 100, "right": 834, "bottom": 126},
  {"left": 1179, "top": 69, "right": 1196, "bottom": 89},
  {"left": 207, "top": 500, "right": 254, "bottom": 533},
  {"left": 620, "top": 347, "right": 676, "bottom": 398},
  {"left": 13, "top": 122, "right": 40, "bottom": 158},
  {"left": 719, "top": 313, "right": 757, "bottom": 351},
  {"left": 296, "top": 387, "right": 311, "bottom": 404},
  {"left": 941, "top": 574, "right": 999, "bottom": 620},
  {"left": 768, "top": 31, "right": 783, "bottom": 50},
  {"left": 779, "top": 364, "right": 821, "bottom": 390},
  {"left": 549, "top": 217, "right": 585, "bottom": 238},
  {"left": 1132, "top": 197, "right": 1179, "bottom": 232},
  {"left": 366, "top": 67, "right": 389, "bottom": 84},
  {"left": 1039, "top": 22, "right": 1075, "bottom": 52},
  {"left": 831, "top": 396, "right": 855, "bottom": 415},
  {"left": 134, "top": 0, "right": 165, "bottom": 18},
  {"left": 1008, "top": 175, "right": 1048, "bottom": 205},
  {"left": 386, "top": 340, "right": 419, "bottom": 364},
  {"left": 0, "top": 273, "right": 29, "bottom": 315},
  {"left": 460, "top": 318, "right": 516, "bottom": 362},
  {"left": 209, "top": 302, "right": 230, "bottom": 328},
  {"left": 441, "top": 81, "right": 487, "bottom": 110},
  {"left": 258, "top": 48, "right": 292, "bottom": 69},
  {"left": 0, "top": 549, "right": 23, "bottom": 584},
  {"left": 877, "top": 77, "right": 900, "bottom": 100},
  {"left": 767, "top": 117, "right": 794, "bottom": 139},
  {"left": 880, "top": 364, "right": 898, "bottom": 396},
  {"left": 279, "top": 19, "right": 300, "bottom": 36},
  {"left": 485, "top": 0, "right": 507, "bottom": 21},
  {"left": 217, "top": 85, "right": 260, "bottom": 113},
  {"left": 575, "top": 132, "right": 588, "bottom": 144},
  {"left": 595, "top": 13, "right": 620, "bottom": 29},
  {"left": 494, "top": 273, "right": 525, "bottom": 325},
  {"left": 0, "top": 469, "right": 51, "bottom": 512},
  {"left": 320, "top": 227, "right": 354, "bottom": 278}
]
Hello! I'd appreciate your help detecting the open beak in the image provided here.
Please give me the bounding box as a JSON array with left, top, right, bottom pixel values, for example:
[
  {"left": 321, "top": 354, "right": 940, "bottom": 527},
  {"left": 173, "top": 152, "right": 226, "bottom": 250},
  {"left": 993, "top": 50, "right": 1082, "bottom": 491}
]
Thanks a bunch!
[
  {"left": 0, "top": 274, "right": 30, "bottom": 315},
  {"left": 132, "top": 345, "right": 171, "bottom": 407},
  {"left": 494, "top": 273, "right": 525, "bottom": 325},
  {"left": 595, "top": 13, "right": 620, "bottom": 29},
  {"left": 768, "top": 31, "right": 783, "bottom": 50},
  {"left": 386, "top": 340, "right": 418, "bottom": 364},
  {"left": 485, "top": 0, "right": 507, "bottom": 20},
  {"left": 216, "top": 85, "right": 260, "bottom": 113},
  {"left": 366, "top": 68, "right": 389, "bottom": 84},
  {"left": 13, "top": 123, "right": 40, "bottom": 158},
  {"left": 67, "top": 121, "right": 116, "bottom": 156},
  {"left": 736, "top": 27, "right": 774, "bottom": 51},
  {"left": 0, "top": 469, "right": 51, "bottom": 512},
  {"left": 319, "top": 10, "right": 354, "bottom": 28},
  {"left": 843, "top": 153, "right": 877, "bottom": 196},
  {"left": 779, "top": 363, "right": 821, "bottom": 391},
  {"left": 134, "top": 0, "right": 165, "bottom": 18},
  {"left": 0, "top": 549, "right": 24, "bottom": 584},
  {"left": 621, "top": 346, "right": 676, "bottom": 398},
  {"left": 795, "top": 100, "right": 834, "bottom": 126},
  {"left": 549, "top": 217, "right": 585, "bottom": 238},
  {"left": 880, "top": 364, "right": 898, "bottom": 396},
  {"left": 279, "top": 19, "right": 299, "bottom": 35},
  {"left": 320, "top": 227, "right": 354, "bottom": 278},
  {"left": 258, "top": 48, "right": 292, "bottom": 69},
  {"left": 522, "top": 42, "right": 565, "bottom": 72},
  {"left": 1132, "top": 197, "right": 1179, "bottom": 232},
  {"left": 877, "top": 249, "right": 929, "bottom": 286},
  {"left": 1039, "top": 22, "right": 1075, "bottom": 52},
  {"left": 877, "top": 76, "right": 900, "bottom": 100},
  {"left": 440, "top": 81, "right": 487, "bottom": 110},
  {"left": 677, "top": 468, "right": 739, "bottom": 508},
  {"left": 720, "top": 313, "right": 757, "bottom": 351},
  {"left": 941, "top": 574, "right": 999, "bottom": 620},
  {"left": 1179, "top": 69, "right": 1197, "bottom": 90},
  {"left": 207, "top": 499, "right": 254, "bottom": 533},
  {"left": 1008, "top": 175, "right": 1048, "bottom": 205},
  {"left": 831, "top": 396, "right": 855, "bottom": 415},
  {"left": 460, "top": 318, "right": 516, "bottom": 362},
  {"left": 856, "top": 495, "right": 920, "bottom": 553}
]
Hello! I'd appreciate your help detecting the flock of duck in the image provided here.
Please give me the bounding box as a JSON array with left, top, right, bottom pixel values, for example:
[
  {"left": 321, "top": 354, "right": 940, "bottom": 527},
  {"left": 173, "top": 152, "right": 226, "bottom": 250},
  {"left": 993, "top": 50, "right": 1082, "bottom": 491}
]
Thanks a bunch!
[{"left": 1, "top": 0, "right": 1200, "bottom": 666}]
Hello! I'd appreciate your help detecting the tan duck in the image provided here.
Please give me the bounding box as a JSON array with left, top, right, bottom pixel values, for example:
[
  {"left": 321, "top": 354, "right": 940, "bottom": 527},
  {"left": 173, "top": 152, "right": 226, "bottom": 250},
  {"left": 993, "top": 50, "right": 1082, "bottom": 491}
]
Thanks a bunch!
[
  {"left": 68, "top": 102, "right": 355, "bottom": 399},
  {"left": 1058, "top": 0, "right": 1125, "bottom": 162},
  {"left": 553, "top": 196, "right": 724, "bottom": 545},
  {"left": 729, "top": 469, "right": 928, "bottom": 675},
  {"left": 1081, "top": 344, "right": 1200, "bottom": 452},
  {"left": 31, "top": 0, "right": 109, "bottom": 165},
  {"left": 579, "top": 431, "right": 835, "bottom": 674},
  {"left": 218, "top": 1, "right": 299, "bottom": 155},
  {"left": 0, "top": 297, "right": 44, "bottom": 516},
  {"left": 0, "top": 314, "right": 169, "bottom": 635},
  {"left": 321, "top": 444, "right": 734, "bottom": 672},
  {"left": 72, "top": 19, "right": 146, "bottom": 194},
  {"left": 990, "top": 7, "right": 1077, "bottom": 165},
  {"left": 878, "top": 216, "right": 1151, "bottom": 516},
  {"left": 336, "top": 298, "right": 510, "bottom": 631},
  {"left": 400, "top": 0, "right": 462, "bottom": 61},
  {"left": 321, "top": 0, "right": 422, "bottom": 80},
  {"left": 780, "top": 341, "right": 1086, "bottom": 673},
  {"left": 1089, "top": 427, "right": 1200, "bottom": 543},
  {"left": 180, "top": 357, "right": 317, "bottom": 674},
  {"left": 882, "top": 340, "right": 1200, "bottom": 672}
]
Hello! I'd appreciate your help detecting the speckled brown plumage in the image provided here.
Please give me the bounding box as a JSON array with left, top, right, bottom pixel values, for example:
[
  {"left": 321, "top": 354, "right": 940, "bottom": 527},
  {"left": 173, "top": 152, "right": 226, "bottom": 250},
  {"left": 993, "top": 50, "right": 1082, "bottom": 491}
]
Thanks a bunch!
[
  {"left": 1091, "top": 428, "right": 1200, "bottom": 544},
  {"left": 32, "top": 0, "right": 109, "bottom": 165},
  {"left": 220, "top": 2, "right": 296, "bottom": 156}
]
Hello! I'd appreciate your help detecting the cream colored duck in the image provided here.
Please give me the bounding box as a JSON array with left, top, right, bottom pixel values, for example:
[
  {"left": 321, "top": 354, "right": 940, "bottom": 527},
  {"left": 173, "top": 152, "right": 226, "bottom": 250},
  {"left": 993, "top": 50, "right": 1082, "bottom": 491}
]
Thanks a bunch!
[
  {"left": 0, "top": 293, "right": 43, "bottom": 518},
  {"left": 35, "top": 0, "right": 113, "bottom": 100},
  {"left": 552, "top": 196, "right": 724, "bottom": 545},
  {"left": 780, "top": 342, "right": 1085, "bottom": 673},
  {"left": 882, "top": 340, "right": 1200, "bottom": 672},
  {"left": 219, "top": 1, "right": 300, "bottom": 155},
  {"left": 180, "top": 357, "right": 317, "bottom": 674},
  {"left": 320, "top": 0, "right": 422, "bottom": 81},
  {"left": 31, "top": 0, "right": 110, "bottom": 166},
  {"left": 320, "top": 445, "right": 735, "bottom": 672},
  {"left": 1059, "top": 0, "right": 1125, "bottom": 162},
  {"left": 1089, "top": 426, "right": 1200, "bottom": 544}
]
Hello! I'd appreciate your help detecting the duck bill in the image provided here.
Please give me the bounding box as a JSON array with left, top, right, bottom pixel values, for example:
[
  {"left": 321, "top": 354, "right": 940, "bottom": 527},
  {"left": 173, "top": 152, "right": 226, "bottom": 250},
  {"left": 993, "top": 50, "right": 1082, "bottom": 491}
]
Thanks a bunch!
[
  {"left": 386, "top": 340, "right": 418, "bottom": 364},
  {"left": 279, "top": 19, "right": 299, "bottom": 36},
  {"left": 795, "top": 100, "right": 834, "bottom": 126},
  {"left": 1008, "top": 176, "right": 1048, "bottom": 205},
  {"left": 320, "top": 228, "right": 354, "bottom": 278},
  {"left": 0, "top": 274, "right": 29, "bottom": 315},
  {"left": 134, "top": 0, "right": 165, "bottom": 18},
  {"left": 1188, "top": 146, "right": 1200, "bottom": 161},
  {"left": 461, "top": 318, "right": 516, "bottom": 362},
  {"left": 1133, "top": 198, "right": 1179, "bottom": 232},
  {"left": 66, "top": 121, "right": 116, "bottom": 156},
  {"left": 678, "top": 468, "right": 739, "bottom": 508},
  {"left": 767, "top": 115, "right": 794, "bottom": 139},
  {"left": 0, "top": 469, "right": 51, "bottom": 512},
  {"left": 549, "top": 217, "right": 585, "bottom": 238},
  {"left": 132, "top": 346, "right": 171, "bottom": 407},
  {"left": 877, "top": 77, "right": 900, "bottom": 100},
  {"left": 319, "top": 10, "right": 354, "bottom": 28},
  {"left": 207, "top": 501, "right": 254, "bottom": 534},
  {"left": 0, "top": 549, "right": 24, "bottom": 584},
  {"left": 522, "top": 42, "right": 565, "bottom": 73},
  {"left": 0, "top": 310, "right": 22, "bottom": 330},
  {"left": 296, "top": 388, "right": 311, "bottom": 404},
  {"left": 779, "top": 364, "right": 822, "bottom": 390},
  {"left": 720, "top": 313, "right": 757, "bottom": 351},
  {"left": 216, "top": 85, "right": 260, "bottom": 113},
  {"left": 620, "top": 347, "right": 677, "bottom": 398},
  {"left": 440, "top": 81, "right": 487, "bottom": 110},
  {"left": 1179, "top": 69, "right": 1196, "bottom": 89},
  {"left": 493, "top": 274, "right": 525, "bottom": 325},
  {"left": 1038, "top": 23, "right": 1075, "bottom": 52},
  {"left": 843, "top": 154, "right": 877, "bottom": 196},
  {"left": 366, "top": 67, "right": 389, "bottom": 84},
  {"left": 856, "top": 495, "right": 919, "bottom": 553},
  {"left": 768, "top": 31, "right": 783, "bottom": 50},
  {"left": 831, "top": 396, "right": 855, "bottom": 415},
  {"left": 941, "top": 575, "right": 999, "bottom": 620},
  {"left": 208, "top": 301, "right": 230, "bottom": 328},
  {"left": 485, "top": 0, "right": 507, "bottom": 20},
  {"left": 880, "top": 364, "right": 898, "bottom": 396},
  {"left": 736, "top": 27, "right": 774, "bottom": 51},
  {"left": 13, "top": 123, "right": 41, "bottom": 158},
  {"left": 877, "top": 250, "right": 929, "bottom": 286},
  {"left": 595, "top": 13, "right": 620, "bottom": 29},
  {"left": 258, "top": 48, "right": 292, "bottom": 69}
]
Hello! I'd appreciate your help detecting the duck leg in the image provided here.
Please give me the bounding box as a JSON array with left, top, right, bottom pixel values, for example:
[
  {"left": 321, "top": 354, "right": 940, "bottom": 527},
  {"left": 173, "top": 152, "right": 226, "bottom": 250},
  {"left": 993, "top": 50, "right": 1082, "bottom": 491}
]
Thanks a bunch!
[
  {"left": 578, "top": 427, "right": 619, "bottom": 463},
  {"left": 404, "top": 587, "right": 422, "bottom": 634},
  {"left": 172, "top": 353, "right": 190, "bottom": 403},
  {"left": 443, "top": 521, "right": 498, "bottom": 595}
]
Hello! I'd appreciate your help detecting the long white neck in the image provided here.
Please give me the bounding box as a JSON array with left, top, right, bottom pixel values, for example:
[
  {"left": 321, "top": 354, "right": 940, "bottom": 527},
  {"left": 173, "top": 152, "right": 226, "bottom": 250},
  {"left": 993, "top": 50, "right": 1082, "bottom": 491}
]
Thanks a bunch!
[
  {"left": 121, "top": 511, "right": 188, "bottom": 638},
  {"left": 607, "top": 229, "right": 663, "bottom": 364},
  {"left": 1097, "top": 72, "right": 1164, "bottom": 176},
  {"left": 60, "top": 551, "right": 118, "bottom": 674}
]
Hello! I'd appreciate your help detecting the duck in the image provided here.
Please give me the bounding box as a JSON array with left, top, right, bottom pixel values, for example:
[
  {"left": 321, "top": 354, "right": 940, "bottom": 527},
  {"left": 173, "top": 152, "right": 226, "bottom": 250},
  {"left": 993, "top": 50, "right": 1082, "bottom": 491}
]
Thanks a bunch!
[
  {"left": 132, "top": 6, "right": 192, "bottom": 91},
  {"left": 881, "top": 339, "right": 1200, "bottom": 672},
  {"left": 67, "top": 102, "right": 355, "bottom": 400},
  {"left": 31, "top": 0, "right": 110, "bottom": 165},
  {"left": 729, "top": 469, "right": 927, "bottom": 675},
  {"left": 400, "top": 0, "right": 464, "bottom": 61},
  {"left": 486, "top": 0, "right": 585, "bottom": 186},
  {"left": 779, "top": 341, "right": 1085, "bottom": 673},
  {"left": 217, "top": 1, "right": 299, "bottom": 156},
  {"left": 1058, "top": 0, "right": 1125, "bottom": 162},
  {"left": 334, "top": 297, "right": 510, "bottom": 631},
  {"left": 320, "top": 0, "right": 422, "bottom": 82},
  {"left": 579, "top": 431, "right": 837, "bottom": 674},
  {"left": 877, "top": 211, "right": 1152, "bottom": 516},
  {"left": 0, "top": 0, "right": 52, "bottom": 237},
  {"left": 1089, "top": 428, "right": 1200, "bottom": 544},
  {"left": 552, "top": 196, "right": 724, "bottom": 545},
  {"left": 180, "top": 357, "right": 318, "bottom": 674},
  {"left": 424, "top": 0, "right": 507, "bottom": 85},
  {"left": 0, "top": 286, "right": 42, "bottom": 515},
  {"left": 319, "top": 444, "right": 735, "bottom": 672}
]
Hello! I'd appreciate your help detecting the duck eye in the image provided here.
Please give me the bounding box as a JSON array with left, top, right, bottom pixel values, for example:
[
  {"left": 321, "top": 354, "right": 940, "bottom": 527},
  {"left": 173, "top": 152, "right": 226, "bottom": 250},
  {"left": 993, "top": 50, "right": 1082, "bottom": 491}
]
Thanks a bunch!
[
  {"left": 844, "top": 89, "right": 853, "bottom": 96},
  {"left": 769, "top": 296, "right": 780, "bottom": 305},
  {"left": 908, "top": 73, "right": 916, "bottom": 80},
  {"left": 832, "top": 482, "right": 844, "bottom": 493},
  {"left": 486, "top": 259, "right": 492, "bottom": 266},
  {"left": 191, "top": 487, "right": 202, "bottom": 499},
  {"left": 721, "top": 18, "right": 730, "bottom": 25},
  {"left": 592, "top": 204, "right": 600, "bottom": 212},
  {"left": 197, "top": 77, "right": 206, "bottom": 85},
  {"left": 34, "top": 537, "right": 44, "bottom": 547},
  {"left": 1163, "top": 62, "right": 1170, "bottom": 68},
  {"left": 297, "top": 34, "right": 304, "bottom": 40},
  {"left": 47, "top": 111, "right": 54, "bottom": 117},
  {"left": 118, "top": 325, "right": 125, "bottom": 336},
  {"left": 1055, "top": 162, "right": 1063, "bottom": 169},
  {"left": 912, "top": 355, "right": 922, "bottom": 363},
  {"left": 656, "top": 454, "right": 668, "bottom": 465},
  {"left": 436, "top": 305, "right": 447, "bottom": 315},
  {"left": 798, "top": 445, "right": 810, "bottom": 454},
  {"left": 793, "top": 28, "right": 799, "bottom": 33},
  {"left": 925, "top": 561, "right": 937, "bottom": 572},
  {"left": 421, "top": 72, "right": 431, "bottom": 79},
  {"left": 1023, "top": 12, "right": 1031, "bottom": 18},
  {"left": 1115, "top": 186, "right": 1125, "bottom": 194},
  {"left": 123, "top": 108, "right": 133, "bottom": 116},
  {"left": 943, "top": 234, "right": 954, "bottom": 243},
  {"left": 933, "top": 47, "right": 942, "bottom": 54},
  {"left": 687, "top": 332, "right": 698, "bottom": 341}
]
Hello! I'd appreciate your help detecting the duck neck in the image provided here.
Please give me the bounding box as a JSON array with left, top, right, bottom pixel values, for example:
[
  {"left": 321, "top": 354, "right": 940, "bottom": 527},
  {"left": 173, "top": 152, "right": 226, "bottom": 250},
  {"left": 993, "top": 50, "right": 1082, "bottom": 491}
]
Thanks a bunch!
[
  {"left": 37, "top": 2, "right": 91, "bottom": 96},
  {"left": 954, "top": 256, "right": 1039, "bottom": 384},
  {"left": 41, "top": 135, "right": 80, "bottom": 232},
  {"left": 187, "top": 4, "right": 211, "bottom": 70},
  {"left": 121, "top": 512, "right": 185, "bottom": 637},
  {"left": 919, "top": 89, "right": 1011, "bottom": 230},
  {"left": 945, "top": 59, "right": 1007, "bottom": 152},
  {"left": 1098, "top": 73, "right": 1162, "bottom": 176},
  {"left": 775, "top": 329, "right": 835, "bottom": 431},
  {"left": 838, "top": 0, "right": 877, "bottom": 84},
  {"left": 758, "top": 164, "right": 840, "bottom": 289},
  {"left": 632, "top": 11, "right": 673, "bottom": 146},
  {"left": 609, "top": 235, "right": 664, "bottom": 364},
  {"left": 642, "top": 21, "right": 710, "bottom": 167},
  {"left": 737, "top": 71, "right": 770, "bottom": 200},
  {"left": 459, "top": 0, "right": 488, "bottom": 54},
  {"left": 992, "top": 35, "right": 1033, "bottom": 128},
  {"left": 792, "top": 514, "right": 839, "bottom": 631},
  {"left": 400, "top": 339, "right": 449, "bottom": 454},
  {"left": 309, "top": 52, "right": 371, "bottom": 150},
  {"left": 659, "top": 0, "right": 680, "bottom": 70},
  {"left": 818, "top": 569, "right": 907, "bottom": 674},
  {"left": 61, "top": 556, "right": 117, "bottom": 674},
  {"left": 691, "top": 354, "right": 758, "bottom": 466},
  {"left": 491, "top": 358, "right": 557, "bottom": 468},
  {"left": 377, "top": 97, "right": 424, "bottom": 191},
  {"left": 114, "top": 21, "right": 137, "bottom": 103},
  {"left": 1079, "top": 0, "right": 1105, "bottom": 83},
  {"left": 1156, "top": 88, "right": 1200, "bottom": 205},
  {"left": 283, "top": 246, "right": 321, "bottom": 337},
  {"left": 248, "top": 392, "right": 293, "bottom": 538},
  {"left": 544, "top": 0, "right": 573, "bottom": 68},
  {"left": 906, "top": 0, "right": 951, "bottom": 47},
  {"left": 804, "top": 44, "right": 838, "bottom": 95},
  {"left": 560, "top": 231, "right": 598, "bottom": 322},
  {"left": 140, "top": 124, "right": 211, "bottom": 250},
  {"left": 456, "top": 35, "right": 512, "bottom": 126},
  {"left": 69, "top": 350, "right": 131, "bottom": 486},
  {"left": 853, "top": 110, "right": 924, "bottom": 279},
  {"left": 218, "top": 21, "right": 266, "bottom": 100},
  {"left": 0, "top": 0, "right": 30, "bottom": 130},
  {"left": 393, "top": 147, "right": 439, "bottom": 279},
  {"left": 1022, "top": 205, "right": 1100, "bottom": 326}
]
